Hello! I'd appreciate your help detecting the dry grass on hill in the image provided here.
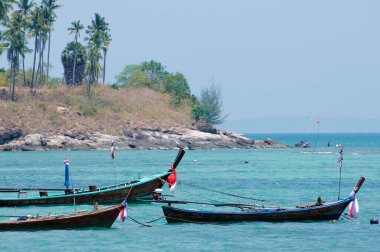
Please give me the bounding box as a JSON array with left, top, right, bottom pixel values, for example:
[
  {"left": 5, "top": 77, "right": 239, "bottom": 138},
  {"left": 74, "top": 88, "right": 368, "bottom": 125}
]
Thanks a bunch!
[{"left": 0, "top": 85, "right": 192, "bottom": 135}]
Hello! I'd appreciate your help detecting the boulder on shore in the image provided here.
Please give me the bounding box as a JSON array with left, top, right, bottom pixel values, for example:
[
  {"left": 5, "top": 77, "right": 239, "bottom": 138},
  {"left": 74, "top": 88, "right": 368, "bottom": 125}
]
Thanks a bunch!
[{"left": 0, "top": 128, "right": 22, "bottom": 145}]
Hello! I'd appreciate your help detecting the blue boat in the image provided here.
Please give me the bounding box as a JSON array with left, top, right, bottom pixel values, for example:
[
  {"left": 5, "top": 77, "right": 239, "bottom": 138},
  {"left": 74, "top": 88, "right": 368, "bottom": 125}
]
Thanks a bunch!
[{"left": 162, "top": 177, "right": 365, "bottom": 223}]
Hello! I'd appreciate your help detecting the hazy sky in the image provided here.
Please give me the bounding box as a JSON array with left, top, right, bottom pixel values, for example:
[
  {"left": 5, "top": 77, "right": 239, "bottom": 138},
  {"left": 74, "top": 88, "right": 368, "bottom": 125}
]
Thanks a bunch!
[{"left": 1, "top": 0, "right": 379, "bottom": 132}]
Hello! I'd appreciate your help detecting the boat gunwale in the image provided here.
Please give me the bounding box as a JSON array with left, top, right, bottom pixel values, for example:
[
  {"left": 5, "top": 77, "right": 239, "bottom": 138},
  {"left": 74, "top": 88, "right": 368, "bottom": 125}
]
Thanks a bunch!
[
  {"left": 162, "top": 196, "right": 353, "bottom": 215},
  {"left": 0, "top": 171, "right": 171, "bottom": 202}
]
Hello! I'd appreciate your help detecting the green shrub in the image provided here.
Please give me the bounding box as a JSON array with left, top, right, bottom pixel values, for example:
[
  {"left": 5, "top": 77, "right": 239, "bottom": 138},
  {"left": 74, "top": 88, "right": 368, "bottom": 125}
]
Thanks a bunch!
[{"left": 80, "top": 103, "right": 98, "bottom": 116}]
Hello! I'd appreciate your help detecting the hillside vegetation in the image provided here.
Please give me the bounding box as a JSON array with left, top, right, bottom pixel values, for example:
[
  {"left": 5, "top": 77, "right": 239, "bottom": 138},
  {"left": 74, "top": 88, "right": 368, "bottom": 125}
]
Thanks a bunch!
[{"left": 0, "top": 85, "right": 192, "bottom": 135}]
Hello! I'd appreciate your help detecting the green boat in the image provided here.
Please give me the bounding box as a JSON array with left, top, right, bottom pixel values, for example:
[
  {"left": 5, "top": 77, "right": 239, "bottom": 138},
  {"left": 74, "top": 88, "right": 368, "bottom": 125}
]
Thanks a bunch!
[{"left": 0, "top": 149, "right": 185, "bottom": 207}]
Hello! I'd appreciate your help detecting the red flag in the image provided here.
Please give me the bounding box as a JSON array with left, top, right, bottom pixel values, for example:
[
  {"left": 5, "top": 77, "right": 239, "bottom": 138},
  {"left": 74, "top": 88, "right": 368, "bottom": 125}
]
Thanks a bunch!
[
  {"left": 167, "top": 170, "right": 177, "bottom": 191},
  {"left": 111, "top": 142, "right": 115, "bottom": 159},
  {"left": 348, "top": 196, "right": 359, "bottom": 218},
  {"left": 119, "top": 201, "right": 128, "bottom": 222}
]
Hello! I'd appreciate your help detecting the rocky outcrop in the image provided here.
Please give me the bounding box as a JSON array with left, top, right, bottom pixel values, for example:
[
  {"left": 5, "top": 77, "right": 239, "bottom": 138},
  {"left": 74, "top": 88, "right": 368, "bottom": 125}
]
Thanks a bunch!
[
  {"left": 0, "top": 128, "right": 22, "bottom": 145},
  {"left": 0, "top": 127, "right": 288, "bottom": 151}
]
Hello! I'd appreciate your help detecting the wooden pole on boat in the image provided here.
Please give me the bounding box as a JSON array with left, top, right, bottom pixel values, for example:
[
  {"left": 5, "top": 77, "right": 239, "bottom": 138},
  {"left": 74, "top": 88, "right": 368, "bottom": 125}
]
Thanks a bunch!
[
  {"left": 172, "top": 148, "right": 186, "bottom": 169},
  {"left": 337, "top": 145, "right": 344, "bottom": 200},
  {"left": 69, "top": 161, "right": 76, "bottom": 212},
  {"left": 111, "top": 141, "right": 116, "bottom": 185},
  {"left": 338, "top": 165, "right": 342, "bottom": 200},
  {"left": 113, "top": 157, "right": 117, "bottom": 185},
  {"left": 352, "top": 177, "right": 365, "bottom": 194}
]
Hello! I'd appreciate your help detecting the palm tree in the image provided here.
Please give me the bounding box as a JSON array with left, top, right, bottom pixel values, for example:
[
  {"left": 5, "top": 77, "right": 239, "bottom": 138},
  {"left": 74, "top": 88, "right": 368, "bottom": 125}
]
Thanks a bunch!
[
  {"left": 61, "top": 41, "right": 87, "bottom": 85},
  {"left": 85, "top": 13, "right": 108, "bottom": 84},
  {"left": 42, "top": 0, "right": 60, "bottom": 84},
  {"left": 3, "top": 11, "right": 25, "bottom": 100},
  {"left": 68, "top": 20, "right": 83, "bottom": 43},
  {"left": 86, "top": 41, "right": 102, "bottom": 95},
  {"left": 36, "top": 6, "right": 51, "bottom": 86},
  {"left": 0, "top": 0, "right": 14, "bottom": 21},
  {"left": 0, "top": 32, "right": 8, "bottom": 56},
  {"left": 68, "top": 20, "right": 83, "bottom": 85},
  {"left": 29, "top": 5, "right": 44, "bottom": 90},
  {"left": 102, "top": 31, "right": 111, "bottom": 84},
  {"left": 17, "top": 0, "right": 34, "bottom": 86}
]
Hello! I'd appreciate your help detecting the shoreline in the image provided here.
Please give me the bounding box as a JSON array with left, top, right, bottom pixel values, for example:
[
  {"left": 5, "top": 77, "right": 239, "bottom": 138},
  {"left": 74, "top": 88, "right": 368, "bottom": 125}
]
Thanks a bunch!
[{"left": 0, "top": 127, "right": 288, "bottom": 151}]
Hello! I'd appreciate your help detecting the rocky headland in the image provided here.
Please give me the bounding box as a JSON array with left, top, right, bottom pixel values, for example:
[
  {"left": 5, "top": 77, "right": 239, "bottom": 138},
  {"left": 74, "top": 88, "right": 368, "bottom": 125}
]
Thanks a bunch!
[{"left": 0, "top": 127, "right": 287, "bottom": 151}]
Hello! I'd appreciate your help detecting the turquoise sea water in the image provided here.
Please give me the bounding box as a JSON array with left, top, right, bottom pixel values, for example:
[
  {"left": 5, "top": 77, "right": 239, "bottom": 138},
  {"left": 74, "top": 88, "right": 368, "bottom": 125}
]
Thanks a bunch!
[{"left": 0, "top": 133, "right": 379, "bottom": 251}]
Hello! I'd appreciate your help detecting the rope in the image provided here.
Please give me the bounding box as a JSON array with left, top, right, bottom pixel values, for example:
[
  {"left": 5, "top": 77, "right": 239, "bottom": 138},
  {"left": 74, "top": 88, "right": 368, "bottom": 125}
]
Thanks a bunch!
[
  {"left": 179, "top": 181, "right": 266, "bottom": 202},
  {"left": 146, "top": 216, "right": 165, "bottom": 223},
  {"left": 128, "top": 216, "right": 152, "bottom": 227},
  {"left": 127, "top": 206, "right": 164, "bottom": 218},
  {"left": 342, "top": 213, "right": 352, "bottom": 221},
  {"left": 177, "top": 186, "right": 223, "bottom": 203},
  {"left": 126, "top": 206, "right": 165, "bottom": 224}
]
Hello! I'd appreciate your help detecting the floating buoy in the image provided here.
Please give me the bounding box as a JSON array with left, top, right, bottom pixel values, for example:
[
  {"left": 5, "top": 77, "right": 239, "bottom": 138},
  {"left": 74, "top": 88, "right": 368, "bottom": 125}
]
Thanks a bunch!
[
  {"left": 370, "top": 218, "right": 379, "bottom": 224},
  {"left": 244, "top": 161, "right": 249, "bottom": 164}
]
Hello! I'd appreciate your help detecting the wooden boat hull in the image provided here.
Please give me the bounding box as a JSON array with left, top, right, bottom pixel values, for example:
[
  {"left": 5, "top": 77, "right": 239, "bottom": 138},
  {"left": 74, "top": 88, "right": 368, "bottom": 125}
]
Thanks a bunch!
[
  {"left": 0, "top": 205, "right": 122, "bottom": 231},
  {"left": 162, "top": 197, "right": 353, "bottom": 223},
  {"left": 0, "top": 172, "right": 170, "bottom": 207}
]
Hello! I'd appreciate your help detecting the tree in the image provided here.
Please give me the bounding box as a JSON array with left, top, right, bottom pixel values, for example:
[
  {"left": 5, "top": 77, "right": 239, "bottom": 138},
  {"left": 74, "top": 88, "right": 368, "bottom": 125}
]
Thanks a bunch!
[
  {"left": 2, "top": 11, "right": 25, "bottom": 100},
  {"left": 0, "top": 0, "right": 14, "bottom": 58},
  {"left": 141, "top": 60, "right": 167, "bottom": 79},
  {"left": 163, "top": 72, "right": 191, "bottom": 106},
  {"left": 0, "top": 0, "right": 14, "bottom": 21},
  {"left": 0, "top": 31, "right": 7, "bottom": 56},
  {"left": 42, "top": 0, "right": 60, "bottom": 85},
  {"left": 34, "top": 6, "right": 49, "bottom": 87},
  {"left": 17, "top": 0, "right": 34, "bottom": 86},
  {"left": 85, "top": 13, "right": 109, "bottom": 94},
  {"left": 85, "top": 42, "right": 102, "bottom": 94},
  {"left": 102, "top": 31, "right": 111, "bottom": 84},
  {"left": 29, "top": 5, "right": 43, "bottom": 90},
  {"left": 68, "top": 20, "right": 83, "bottom": 43},
  {"left": 196, "top": 82, "right": 227, "bottom": 125},
  {"left": 115, "top": 61, "right": 193, "bottom": 106},
  {"left": 68, "top": 20, "right": 84, "bottom": 84},
  {"left": 114, "top": 64, "right": 140, "bottom": 86},
  {"left": 134, "top": 60, "right": 168, "bottom": 91},
  {"left": 192, "top": 103, "right": 209, "bottom": 122},
  {"left": 61, "top": 41, "right": 87, "bottom": 85}
]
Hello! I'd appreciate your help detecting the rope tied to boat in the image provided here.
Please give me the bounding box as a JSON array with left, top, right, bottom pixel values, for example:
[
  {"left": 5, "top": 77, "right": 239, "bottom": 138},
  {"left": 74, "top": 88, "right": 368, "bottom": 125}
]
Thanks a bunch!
[
  {"left": 178, "top": 181, "right": 266, "bottom": 202},
  {"left": 146, "top": 216, "right": 165, "bottom": 223},
  {"left": 127, "top": 216, "right": 152, "bottom": 228}
]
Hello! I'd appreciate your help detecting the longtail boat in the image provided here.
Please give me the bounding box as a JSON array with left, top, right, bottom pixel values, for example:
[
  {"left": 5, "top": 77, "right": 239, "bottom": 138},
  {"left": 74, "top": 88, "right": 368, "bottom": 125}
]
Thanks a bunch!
[
  {"left": 161, "top": 177, "right": 365, "bottom": 223},
  {"left": 0, "top": 204, "right": 123, "bottom": 231},
  {"left": 0, "top": 149, "right": 185, "bottom": 207}
]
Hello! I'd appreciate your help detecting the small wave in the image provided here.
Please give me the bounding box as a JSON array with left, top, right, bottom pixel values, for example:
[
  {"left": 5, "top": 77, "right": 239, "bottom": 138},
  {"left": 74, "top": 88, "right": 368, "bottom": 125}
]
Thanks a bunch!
[
  {"left": 300, "top": 151, "right": 312, "bottom": 154},
  {"left": 300, "top": 151, "right": 333, "bottom": 155}
]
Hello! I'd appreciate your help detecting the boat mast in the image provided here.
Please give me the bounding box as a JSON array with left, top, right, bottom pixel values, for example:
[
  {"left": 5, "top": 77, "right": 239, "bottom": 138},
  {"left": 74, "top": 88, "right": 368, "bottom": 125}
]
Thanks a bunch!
[{"left": 337, "top": 145, "right": 344, "bottom": 199}]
